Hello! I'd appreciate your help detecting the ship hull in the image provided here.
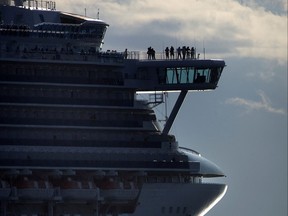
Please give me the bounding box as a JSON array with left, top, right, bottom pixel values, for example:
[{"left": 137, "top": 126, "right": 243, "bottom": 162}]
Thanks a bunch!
[
  {"left": 0, "top": 182, "right": 227, "bottom": 216},
  {"left": 131, "top": 183, "right": 227, "bottom": 216}
]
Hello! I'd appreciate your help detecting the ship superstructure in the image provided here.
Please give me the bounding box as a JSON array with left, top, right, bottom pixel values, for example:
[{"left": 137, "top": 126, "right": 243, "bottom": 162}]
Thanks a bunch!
[{"left": 0, "top": 1, "right": 227, "bottom": 215}]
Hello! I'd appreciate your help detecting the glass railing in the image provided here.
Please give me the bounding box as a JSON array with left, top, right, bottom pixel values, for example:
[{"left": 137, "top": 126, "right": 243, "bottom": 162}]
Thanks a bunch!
[{"left": 123, "top": 50, "right": 205, "bottom": 61}]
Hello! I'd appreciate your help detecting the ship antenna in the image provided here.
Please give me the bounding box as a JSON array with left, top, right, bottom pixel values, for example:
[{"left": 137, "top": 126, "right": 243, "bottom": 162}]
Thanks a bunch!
[
  {"left": 97, "top": 8, "right": 100, "bottom": 19},
  {"left": 203, "top": 39, "right": 206, "bottom": 59},
  {"left": 157, "top": 91, "right": 168, "bottom": 126},
  {"left": 164, "top": 92, "right": 168, "bottom": 123}
]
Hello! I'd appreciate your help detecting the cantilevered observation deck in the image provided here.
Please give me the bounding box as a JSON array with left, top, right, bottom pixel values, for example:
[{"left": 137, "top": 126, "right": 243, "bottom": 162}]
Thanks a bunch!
[
  {"left": 122, "top": 57, "right": 225, "bottom": 134},
  {"left": 124, "top": 58, "right": 225, "bottom": 91}
]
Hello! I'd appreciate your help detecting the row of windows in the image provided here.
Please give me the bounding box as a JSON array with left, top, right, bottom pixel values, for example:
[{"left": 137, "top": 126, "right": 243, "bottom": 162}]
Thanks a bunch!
[
  {"left": 0, "top": 86, "right": 133, "bottom": 100},
  {"left": 1, "top": 138, "right": 162, "bottom": 149},
  {"left": 35, "top": 23, "right": 106, "bottom": 34},
  {"left": 161, "top": 206, "right": 189, "bottom": 215},
  {"left": 164, "top": 67, "right": 222, "bottom": 85},
  {"left": 0, "top": 108, "right": 154, "bottom": 121},
  {"left": 0, "top": 29, "right": 104, "bottom": 39},
  {"left": 0, "top": 128, "right": 158, "bottom": 141},
  {"left": 1, "top": 64, "right": 122, "bottom": 80}
]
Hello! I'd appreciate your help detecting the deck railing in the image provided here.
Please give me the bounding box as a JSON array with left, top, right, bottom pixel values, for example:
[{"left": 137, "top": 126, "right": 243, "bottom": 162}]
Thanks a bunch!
[
  {"left": 0, "top": 48, "right": 204, "bottom": 63},
  {"left": 124, "top": 50, "right": 202, "bottom": 61}
]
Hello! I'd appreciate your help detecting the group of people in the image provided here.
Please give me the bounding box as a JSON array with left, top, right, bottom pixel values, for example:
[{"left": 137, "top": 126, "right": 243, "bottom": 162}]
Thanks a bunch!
[
  {"left": 165, "top": 46, "right": 196, "bottom": 60},
  {"left": 124, "top": 46, "right": 197, "bottom": 60},
  {"left": 147, "top": 46, "right": 156, "bottom": 60}
]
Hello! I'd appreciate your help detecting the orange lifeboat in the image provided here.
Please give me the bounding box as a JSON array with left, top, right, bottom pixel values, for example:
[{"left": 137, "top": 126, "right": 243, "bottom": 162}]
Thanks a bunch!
[
  {"left": 16, "top": 177, "right": 54, "bottom": 200},
  {"left": 60, "top": 177, "right": 80, "bottom": 189},
  {"left": 60, "top": 178, "right": 99, "bottom": 200}
]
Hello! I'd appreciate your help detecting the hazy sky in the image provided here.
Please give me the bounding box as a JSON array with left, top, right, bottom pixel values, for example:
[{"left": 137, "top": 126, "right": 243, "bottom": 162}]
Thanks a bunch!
[{"left": 56, "top": 1, "right": 288, "bottom": 215}]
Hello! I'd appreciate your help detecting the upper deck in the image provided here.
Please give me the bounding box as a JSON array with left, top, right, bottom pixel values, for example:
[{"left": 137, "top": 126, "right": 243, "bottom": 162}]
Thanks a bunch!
[
  {"left": 0, "top": 1, "right": 225, "bottom": 93},
  {"left": 0, "top": 0, "right": 225, "bottom": 93},
  {"left": 0, "top": 44, "right": 225, "bottom": 92},
  {"left": 0, "top": 2, "right": 108, "bottom": 50}
]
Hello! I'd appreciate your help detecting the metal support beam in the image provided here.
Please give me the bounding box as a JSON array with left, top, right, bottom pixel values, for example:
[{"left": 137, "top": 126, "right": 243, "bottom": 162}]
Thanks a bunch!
[
  {"left": 48, "top": 201, "right": 54, "bottom": 216},
  {"left": 162, "top": 90, "right": 188, "bottom": 135},
  {"left": 1, "top": 201, "right": 7, "bottom": 216}
]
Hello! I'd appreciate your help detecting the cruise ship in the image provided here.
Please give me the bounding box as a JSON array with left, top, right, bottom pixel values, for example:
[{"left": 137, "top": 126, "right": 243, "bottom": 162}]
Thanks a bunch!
[{"left": 0, "top": 1, "right": 227, "bottom": 215}]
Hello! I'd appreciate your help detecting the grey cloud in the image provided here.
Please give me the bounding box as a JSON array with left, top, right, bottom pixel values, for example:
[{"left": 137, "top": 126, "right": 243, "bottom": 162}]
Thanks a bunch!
[
  {"left": 237, "top": 0, "right": 287, "bottom": 15},
  {"left": 225, "top": 90, "right": 287, "bottom": 115},
  {"left": 57, "top": 0, "right": 287, "bottom": 62}
]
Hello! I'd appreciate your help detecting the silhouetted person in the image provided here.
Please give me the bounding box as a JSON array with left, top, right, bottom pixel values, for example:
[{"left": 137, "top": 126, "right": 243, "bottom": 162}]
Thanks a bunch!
[
  {"left": 151, "top": 48, "right": 156, "bottom": 60},
  {"left": 177, "top": 46, "right": 181, "bottom": 59},
  {"left": 124, "top": 48, "right": 128, "bottom": 59},
  {"left": 191, "top": 47, "right": 195, "bottom": 59},
  {"left": 170, "top": 46, "right": 174, "bottom": 59},
  {"left": 165, "top": 47, "right": 169, "bottom": 59},
  {"left": 182, "top": 46, "right": 186, "bottom": 60},
  {"left": 186, "top": 46, "right": 190, "bottom": 58},
  {"left": 147, "top": 47, "right": 152, "bottom": 59}
]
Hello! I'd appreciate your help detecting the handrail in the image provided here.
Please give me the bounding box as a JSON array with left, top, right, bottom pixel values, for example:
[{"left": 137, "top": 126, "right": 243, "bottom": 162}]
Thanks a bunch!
[
  {"left": 179, "top": 147, "right": 201, "bottom": 156},
  {"left": 124, "top": 50, "right": 203, "bottom": 61}
]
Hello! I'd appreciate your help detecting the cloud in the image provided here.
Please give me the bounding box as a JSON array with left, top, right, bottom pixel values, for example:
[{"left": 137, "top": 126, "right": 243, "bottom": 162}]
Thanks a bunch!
[
  {"left": 237, "top": 0, "right": 288, "bottom": 15},
  {"left": 225, "top": 90, "right": 287, "bottom": 115},
  {"left": 57, "top": 0, "right": 287, "bottom": 63}
]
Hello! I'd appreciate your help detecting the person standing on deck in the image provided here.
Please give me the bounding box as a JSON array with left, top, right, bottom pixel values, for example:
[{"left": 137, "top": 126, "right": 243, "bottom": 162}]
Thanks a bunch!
[
  {"left": 165, "top": 47, "right": 169, "bottom": 59},
  {"left": 177, "top": 46, "right": 181, "bottom": 59},
  {"left": 182, "top": 46, "right": 186, "bottom": 59},
  {"left": 170, "top": 46, "right": 174, "bottom": 59}
]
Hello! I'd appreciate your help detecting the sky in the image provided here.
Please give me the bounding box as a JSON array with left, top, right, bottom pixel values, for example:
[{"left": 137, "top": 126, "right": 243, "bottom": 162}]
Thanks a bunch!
[{"left": 56, "top": 1, "right": 288, "bottom": 215}]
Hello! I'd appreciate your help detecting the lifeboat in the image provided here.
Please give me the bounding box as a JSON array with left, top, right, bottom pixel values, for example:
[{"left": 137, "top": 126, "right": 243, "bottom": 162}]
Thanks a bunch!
[
  {"left": 60, "top": 177, "right": 99, "bottom": 200},
  {"left": 16, "top": 177, "right": 54, "bottom": 200},
  {"left": 100, "top": 179, "right": 139, "bottom": 201}
]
